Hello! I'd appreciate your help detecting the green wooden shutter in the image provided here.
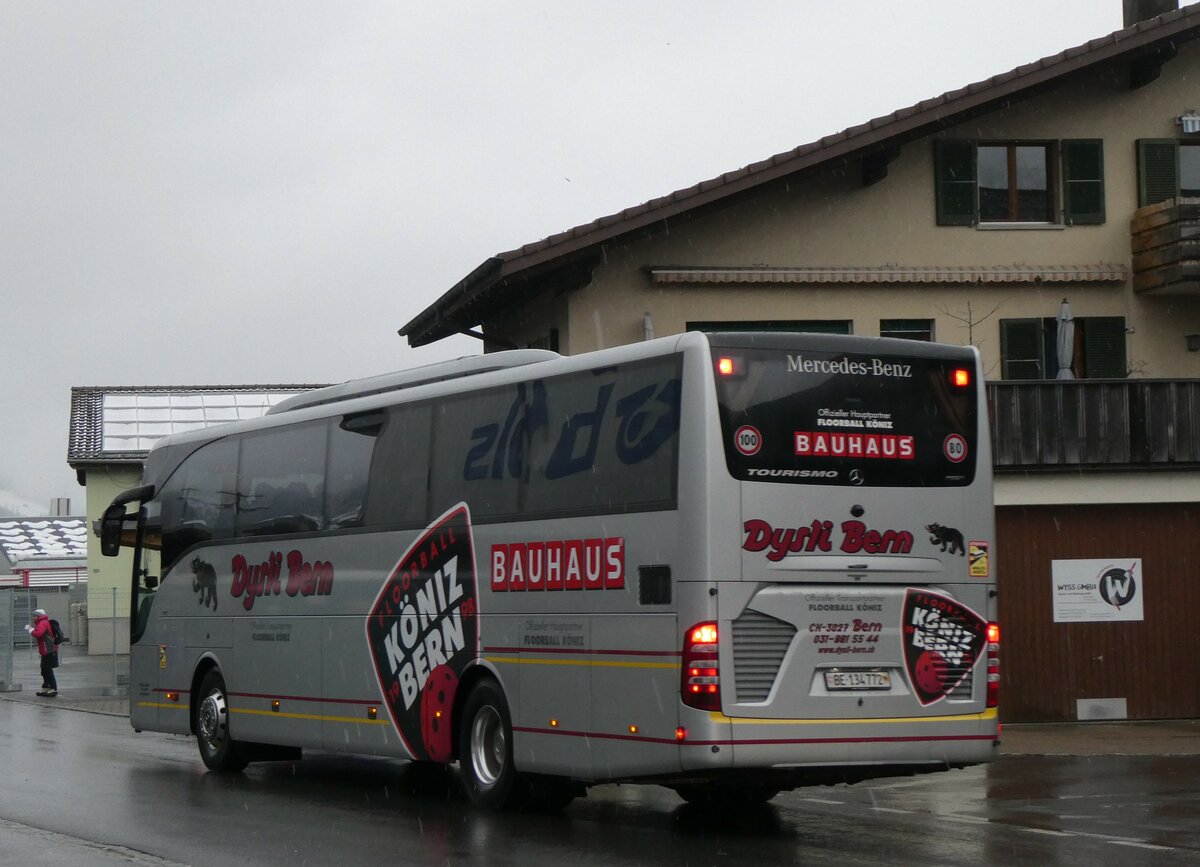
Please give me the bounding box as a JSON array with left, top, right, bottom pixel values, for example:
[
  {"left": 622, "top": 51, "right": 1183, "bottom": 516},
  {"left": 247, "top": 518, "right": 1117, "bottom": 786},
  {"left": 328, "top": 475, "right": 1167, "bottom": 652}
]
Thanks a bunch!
[
  {"left": 1000, "top": 319, "right": 1044, "bottom": 380},
  {"left": 1082, "top": 317, "right": 1127, "bottom": 378},
  {"left": 1062, "top": 139, "right": 1105, "bottom": 224},
  {"left": 935, "top": 140, "right": 977, "bottom": 225},
  {"left": 1137, "top": 139, "right": 1179, "bottom": 206}
]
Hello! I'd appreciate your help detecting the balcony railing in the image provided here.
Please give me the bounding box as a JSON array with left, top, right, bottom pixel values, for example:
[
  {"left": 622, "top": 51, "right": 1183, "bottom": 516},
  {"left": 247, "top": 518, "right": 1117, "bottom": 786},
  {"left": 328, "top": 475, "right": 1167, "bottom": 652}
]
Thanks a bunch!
[
  {"left": 1131, "top": 198, "right": 1200, "bottom": 294},
  {"left": 987, "top": 379, "right": 1200, "bottom": 470}
]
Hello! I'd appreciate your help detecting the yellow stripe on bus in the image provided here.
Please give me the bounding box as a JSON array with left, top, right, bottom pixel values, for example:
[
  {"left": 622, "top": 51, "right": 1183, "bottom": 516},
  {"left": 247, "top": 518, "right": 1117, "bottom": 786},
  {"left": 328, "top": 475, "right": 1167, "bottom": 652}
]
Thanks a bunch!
[
  {"left": 133, "top": 701, "right": 391, "bottom": 726},
  {"left": 231, "top": 708, "right": 391, "bottom": 725},
  {"left": 484, "top": 656, "right": 679, "bottom": 670},
  {"left": 712, "top": 707, "right": 999, "bottom": 725}
]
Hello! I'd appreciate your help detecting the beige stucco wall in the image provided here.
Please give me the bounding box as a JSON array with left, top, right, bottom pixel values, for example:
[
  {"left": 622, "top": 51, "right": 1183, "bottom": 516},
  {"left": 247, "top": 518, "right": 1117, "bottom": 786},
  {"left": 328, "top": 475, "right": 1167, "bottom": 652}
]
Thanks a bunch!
[
  {"left": 83, "top": 466, "right": 139, "bottom": 655},
  {"left": 540, "top": 41, "right": 1200, "bottom": 378}
]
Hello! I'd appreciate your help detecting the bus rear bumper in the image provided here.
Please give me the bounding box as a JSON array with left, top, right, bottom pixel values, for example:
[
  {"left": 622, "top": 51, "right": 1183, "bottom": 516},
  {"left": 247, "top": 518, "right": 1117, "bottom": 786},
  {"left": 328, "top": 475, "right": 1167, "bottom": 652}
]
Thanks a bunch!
[{"left": 679, "top": 708, "right": 999, "bottom": 775}]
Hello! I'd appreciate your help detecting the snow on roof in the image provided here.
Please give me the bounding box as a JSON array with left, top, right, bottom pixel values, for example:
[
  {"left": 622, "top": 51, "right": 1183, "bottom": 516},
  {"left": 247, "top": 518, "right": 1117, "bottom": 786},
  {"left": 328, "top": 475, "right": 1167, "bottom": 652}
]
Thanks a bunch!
[{"left": 0, "top": 517, "right": 88, "bottom": 567}]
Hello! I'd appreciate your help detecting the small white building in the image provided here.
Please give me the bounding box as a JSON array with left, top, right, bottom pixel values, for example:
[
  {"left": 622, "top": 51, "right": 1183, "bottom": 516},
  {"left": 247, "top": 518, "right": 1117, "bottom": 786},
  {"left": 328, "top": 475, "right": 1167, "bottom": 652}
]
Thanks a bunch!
[{"left": 0, "top": 516, "right": 87, "bottom": 646}]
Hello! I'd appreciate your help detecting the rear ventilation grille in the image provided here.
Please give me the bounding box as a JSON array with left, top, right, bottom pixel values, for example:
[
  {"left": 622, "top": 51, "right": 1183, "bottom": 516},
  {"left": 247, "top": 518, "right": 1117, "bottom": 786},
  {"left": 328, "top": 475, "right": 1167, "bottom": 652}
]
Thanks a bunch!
[
  {"left": 731, "top": 609, "right": 797, "bottom": 703},
  {"left": 945, "top": 668, "right": 974, "bottom": 701}
]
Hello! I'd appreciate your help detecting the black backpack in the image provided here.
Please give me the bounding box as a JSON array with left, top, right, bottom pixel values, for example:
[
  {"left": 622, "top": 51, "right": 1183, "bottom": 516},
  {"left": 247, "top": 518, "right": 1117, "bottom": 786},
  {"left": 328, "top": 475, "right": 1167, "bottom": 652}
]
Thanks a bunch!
[{"left": 49, "top": 618, "right": 64, "bottom": 646}]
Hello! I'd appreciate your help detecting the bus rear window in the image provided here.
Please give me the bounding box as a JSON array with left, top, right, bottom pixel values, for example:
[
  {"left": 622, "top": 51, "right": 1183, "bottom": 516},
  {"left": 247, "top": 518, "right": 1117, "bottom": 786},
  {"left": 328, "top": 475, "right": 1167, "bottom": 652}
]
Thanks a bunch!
[{"left": 714, "top": 347, "right": 977, "bottom": 487}]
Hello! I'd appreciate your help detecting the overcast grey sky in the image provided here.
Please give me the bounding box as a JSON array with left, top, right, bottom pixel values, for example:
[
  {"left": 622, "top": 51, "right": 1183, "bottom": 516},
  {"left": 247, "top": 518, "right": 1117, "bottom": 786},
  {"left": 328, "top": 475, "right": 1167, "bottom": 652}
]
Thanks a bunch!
[{"left": 0, "top": 1, "right": 1182, "bottom": 512}]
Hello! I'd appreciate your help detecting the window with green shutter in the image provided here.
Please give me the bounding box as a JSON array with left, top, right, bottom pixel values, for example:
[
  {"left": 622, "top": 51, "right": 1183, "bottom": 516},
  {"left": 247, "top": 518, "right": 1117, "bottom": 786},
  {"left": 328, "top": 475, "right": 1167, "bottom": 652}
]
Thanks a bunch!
[
  {"left": 937, "top": 139, "right": 1105, "bottom": 226},
  {"left": 1062, "top": 140, "right": 1105, "bottom": 224},
  {"left": 1000, "top": 316, "right": 1127, "bottom": 380},
  {"left": 1081, "top": 317, "right": 1127, "bottom": 378},
  {"left": 935, "top": 140, "right": 977, "bottom": 225},
  {"left": 880, "top": 319, "right": 934, "bottom": 341},
  {"left": 1000, "top": 319, "right": 1045, "bottom": 380},
  {"left": 1137, "top": 139, "right": 1179, "bottom": 206}
]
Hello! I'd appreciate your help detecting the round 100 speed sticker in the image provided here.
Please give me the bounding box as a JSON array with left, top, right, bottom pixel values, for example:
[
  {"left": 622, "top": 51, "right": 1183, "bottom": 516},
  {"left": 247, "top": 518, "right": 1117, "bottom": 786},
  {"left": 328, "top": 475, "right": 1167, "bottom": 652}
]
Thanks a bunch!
[
  {"left": 943, "top": 433, "right": 968, "bottom": 463},
  {"left": 734, "top": 425, "right": 762, "bottom": 456}
]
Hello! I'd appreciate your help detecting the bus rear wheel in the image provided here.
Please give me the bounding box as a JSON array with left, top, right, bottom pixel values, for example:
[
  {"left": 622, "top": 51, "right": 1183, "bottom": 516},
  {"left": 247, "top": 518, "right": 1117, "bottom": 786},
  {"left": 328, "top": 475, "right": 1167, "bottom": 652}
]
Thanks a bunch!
[
  {"left": 195, "top": 669, "right": 248, "bottom": 772},
  {"left": 459, "top": 679, "right": 519, "bottom": 810}
]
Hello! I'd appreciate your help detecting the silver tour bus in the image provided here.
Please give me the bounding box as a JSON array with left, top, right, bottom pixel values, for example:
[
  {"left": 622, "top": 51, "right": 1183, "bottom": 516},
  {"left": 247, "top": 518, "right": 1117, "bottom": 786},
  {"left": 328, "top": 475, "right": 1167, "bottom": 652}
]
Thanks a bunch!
[{"left": 101, "top": 331, "right": 999, "bottom": 810}]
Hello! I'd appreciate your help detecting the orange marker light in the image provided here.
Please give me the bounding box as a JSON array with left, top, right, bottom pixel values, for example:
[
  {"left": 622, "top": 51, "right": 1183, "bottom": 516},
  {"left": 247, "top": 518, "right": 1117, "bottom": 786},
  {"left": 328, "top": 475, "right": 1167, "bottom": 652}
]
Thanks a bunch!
[
  {"left": 952, "top": 368, "right": 971, "bottom": 387},
  {"left": 987, "top": 623, "right": 1000, "bottom": 643},
  {"left": 717, "top": 356, "right": 735, "bottom": 376},
  {"left": 675, "top": 727, "right": 688, "bottom": 742},
  {"left": 628, "top": 725, "right": 639, "bottom": 734}
]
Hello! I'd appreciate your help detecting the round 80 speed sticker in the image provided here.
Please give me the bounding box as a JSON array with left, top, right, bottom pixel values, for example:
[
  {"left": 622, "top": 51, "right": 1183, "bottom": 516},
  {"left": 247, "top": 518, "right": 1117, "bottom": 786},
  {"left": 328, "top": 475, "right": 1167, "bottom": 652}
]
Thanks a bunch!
[
  {"left": 943, "top": 433, "right": 968, "bottom": 463},
  {"left": 734, "top": 425, "right": 762, "bottom": 456}
]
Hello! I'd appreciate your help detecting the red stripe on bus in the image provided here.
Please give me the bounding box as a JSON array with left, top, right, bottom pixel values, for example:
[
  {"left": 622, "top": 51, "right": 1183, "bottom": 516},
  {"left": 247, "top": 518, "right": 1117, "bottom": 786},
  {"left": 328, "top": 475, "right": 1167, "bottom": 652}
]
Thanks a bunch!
[
  {"left": 483, "top": 646, "right": 681, "bottom": 657},
  {"left": 228, "top": 691, "right": 381, "bottom": 706},
  {"left": 154, "top": 688, "right": 380, "bottom": 707},
  {"left": 514, "top": 727, "right": 995, "bottom": 747},
  {"left": 514, "top": 726, "right": 682, "bottom": 745}
]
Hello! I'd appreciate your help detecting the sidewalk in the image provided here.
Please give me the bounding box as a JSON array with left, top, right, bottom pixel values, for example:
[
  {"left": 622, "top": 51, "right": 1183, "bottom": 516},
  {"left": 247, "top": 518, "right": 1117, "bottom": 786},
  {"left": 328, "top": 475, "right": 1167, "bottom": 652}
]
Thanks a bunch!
[
  {"left": 1, "top": 643, "right": 130, "bottom": 716},
  {"left": 3, "top": 646, "right": 1200, "bottom": 756}
]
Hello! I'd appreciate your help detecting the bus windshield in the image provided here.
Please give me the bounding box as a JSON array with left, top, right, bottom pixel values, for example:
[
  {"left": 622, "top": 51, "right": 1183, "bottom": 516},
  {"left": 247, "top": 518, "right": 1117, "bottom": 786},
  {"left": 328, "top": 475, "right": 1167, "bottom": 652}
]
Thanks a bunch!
[{"left": 713, "top": 342, "right": 977, "bottom": 487}]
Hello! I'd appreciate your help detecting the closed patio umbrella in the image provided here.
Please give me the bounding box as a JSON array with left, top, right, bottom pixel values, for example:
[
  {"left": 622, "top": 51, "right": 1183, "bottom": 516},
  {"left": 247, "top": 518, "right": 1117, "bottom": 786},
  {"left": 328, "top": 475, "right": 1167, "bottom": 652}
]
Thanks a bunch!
[{"left": 1055, "top": 299, "right": 1075, "bottom": 380}]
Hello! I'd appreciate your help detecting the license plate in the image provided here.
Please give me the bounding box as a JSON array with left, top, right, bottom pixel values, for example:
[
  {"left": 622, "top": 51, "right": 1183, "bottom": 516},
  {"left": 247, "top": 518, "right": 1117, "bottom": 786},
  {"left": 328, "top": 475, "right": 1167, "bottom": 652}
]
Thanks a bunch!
[{"left": 824, "top": 670, "right": 891, "bottom": 691}]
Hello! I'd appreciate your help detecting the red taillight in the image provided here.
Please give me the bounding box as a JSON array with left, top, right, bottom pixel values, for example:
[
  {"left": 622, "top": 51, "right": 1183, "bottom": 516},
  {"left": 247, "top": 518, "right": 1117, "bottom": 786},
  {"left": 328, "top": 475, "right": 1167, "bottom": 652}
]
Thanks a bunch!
[
  {"left": 986, "top": 621, "right": 1000, "bottom": 709},
  {"left": 681, "top": 621, "right": 720, "bottom": 711},
  {"left": 717, "top": 356, "right": 736, "bottom": 377},
  {"left": 952, "top": 368, "right": 971, "bottom": 388}
]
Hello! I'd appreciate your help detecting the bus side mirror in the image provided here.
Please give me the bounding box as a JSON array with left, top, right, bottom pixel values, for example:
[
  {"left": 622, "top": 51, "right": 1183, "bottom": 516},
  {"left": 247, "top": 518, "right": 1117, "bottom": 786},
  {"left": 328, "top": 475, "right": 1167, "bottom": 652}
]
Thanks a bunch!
[{"left": 100, "top": 504, "right": 127, "bottom": 557}]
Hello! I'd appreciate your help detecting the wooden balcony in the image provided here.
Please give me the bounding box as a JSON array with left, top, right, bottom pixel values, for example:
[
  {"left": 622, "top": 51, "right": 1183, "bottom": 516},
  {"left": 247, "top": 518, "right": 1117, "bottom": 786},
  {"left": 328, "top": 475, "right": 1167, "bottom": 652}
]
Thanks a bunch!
[
  {"left": 988, "top": 379, "right": 1200, "bottom": 470},
  {"left": 1131, "top": 198, "right": 1200, "bottom": 294}
]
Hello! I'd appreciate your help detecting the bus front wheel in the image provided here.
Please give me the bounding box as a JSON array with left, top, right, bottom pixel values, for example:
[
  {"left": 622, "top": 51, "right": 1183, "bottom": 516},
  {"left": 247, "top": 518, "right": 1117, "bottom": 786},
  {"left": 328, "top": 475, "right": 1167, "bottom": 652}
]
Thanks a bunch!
[
  {"left": 459, "top": 679, "right": 519, "bottom": 810},
  {"left": 195, "top": 669, "right": 248, "bottom": 772}
]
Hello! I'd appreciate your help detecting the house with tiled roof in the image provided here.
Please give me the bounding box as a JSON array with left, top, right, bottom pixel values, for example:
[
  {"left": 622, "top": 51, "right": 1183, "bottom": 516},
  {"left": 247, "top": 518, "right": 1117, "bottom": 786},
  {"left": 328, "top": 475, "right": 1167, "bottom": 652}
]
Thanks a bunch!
[
  {"left": 67, "top": 385, "right": 323, "bottom": 653},
  {"left": 400, "top": 1, "right": 1200, "bottom": 723}
]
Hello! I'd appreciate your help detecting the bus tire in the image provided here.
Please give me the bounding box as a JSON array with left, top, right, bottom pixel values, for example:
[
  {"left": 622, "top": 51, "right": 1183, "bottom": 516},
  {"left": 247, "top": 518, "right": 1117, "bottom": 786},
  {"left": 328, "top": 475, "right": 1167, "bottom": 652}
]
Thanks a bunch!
[
  {"left": 459, "top": 679, "right": 519, "bottom": 810},
  {"left": 195, "top": 669, "right": 248, "bottom": 773}
]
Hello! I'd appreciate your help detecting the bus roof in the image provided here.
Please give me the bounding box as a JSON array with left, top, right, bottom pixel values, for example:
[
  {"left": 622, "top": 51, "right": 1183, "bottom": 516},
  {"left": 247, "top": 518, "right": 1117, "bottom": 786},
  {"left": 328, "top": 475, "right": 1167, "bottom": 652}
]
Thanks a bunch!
[{"left": 266, "top": 349, "right": 559, "bottom": 415}]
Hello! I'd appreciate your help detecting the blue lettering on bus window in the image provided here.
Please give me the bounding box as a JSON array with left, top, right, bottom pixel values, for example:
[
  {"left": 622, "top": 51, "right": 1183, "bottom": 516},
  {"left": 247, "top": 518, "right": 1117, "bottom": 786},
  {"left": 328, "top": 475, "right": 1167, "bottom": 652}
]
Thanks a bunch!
[
  {"left": 494, "top": 382, "right": 547, "bottom": 479},
  {"left": 545, "top": 383, "right": 614, "bottom": 480},
  {"left": 615, "top": 378, "right": 680, "bottom": 465},
  {"left": 463, "top": 424, "right": 497, "bottom": 481},
  {"left": 463, "top": 382, "right": 548, "bottom": 481}
]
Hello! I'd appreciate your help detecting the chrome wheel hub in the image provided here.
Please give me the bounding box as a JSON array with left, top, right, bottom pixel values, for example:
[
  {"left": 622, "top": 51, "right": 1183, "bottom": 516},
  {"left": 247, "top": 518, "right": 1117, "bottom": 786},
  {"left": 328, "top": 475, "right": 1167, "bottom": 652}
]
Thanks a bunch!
[{"left": 469, "top": 705, "right": 505, "bottom": 787}]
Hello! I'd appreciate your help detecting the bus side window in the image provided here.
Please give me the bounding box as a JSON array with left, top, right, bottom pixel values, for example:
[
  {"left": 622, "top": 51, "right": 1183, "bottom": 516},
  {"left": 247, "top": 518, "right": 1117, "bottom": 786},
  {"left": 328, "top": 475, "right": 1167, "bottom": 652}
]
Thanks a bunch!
[
  {"left": 237, "top": 422, "right": 328, "bottom": 537},
  {"left": 160, "top": 437, "right": 239, "bottom": 572},
  {"left": 328, "top": 412, "right": 384, "bottom": 528},
  {"left": 361, "top": 404, "right": 432, "bottom": 528}
]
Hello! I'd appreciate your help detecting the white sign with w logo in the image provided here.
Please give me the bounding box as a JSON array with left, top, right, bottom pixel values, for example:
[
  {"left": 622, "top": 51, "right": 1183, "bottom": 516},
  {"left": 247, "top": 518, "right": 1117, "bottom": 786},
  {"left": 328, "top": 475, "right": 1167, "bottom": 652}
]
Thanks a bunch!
[{"left": 1051, "top": 558, "right": 1144, "bottom": 623}]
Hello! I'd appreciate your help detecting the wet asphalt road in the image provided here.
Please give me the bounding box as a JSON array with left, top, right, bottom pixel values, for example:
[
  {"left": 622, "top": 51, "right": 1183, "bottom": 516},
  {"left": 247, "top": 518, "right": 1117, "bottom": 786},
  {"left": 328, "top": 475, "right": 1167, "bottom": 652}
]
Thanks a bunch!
[{"left": 1, "top": 700, "right": 1198, "bottom": 866}]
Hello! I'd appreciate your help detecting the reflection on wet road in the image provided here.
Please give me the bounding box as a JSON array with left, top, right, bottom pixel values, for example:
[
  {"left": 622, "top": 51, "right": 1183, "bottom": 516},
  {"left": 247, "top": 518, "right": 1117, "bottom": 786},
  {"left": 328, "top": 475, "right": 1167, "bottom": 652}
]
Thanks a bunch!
[{"left": 1, "top": 701, "right": 1197, "bottom": 866}]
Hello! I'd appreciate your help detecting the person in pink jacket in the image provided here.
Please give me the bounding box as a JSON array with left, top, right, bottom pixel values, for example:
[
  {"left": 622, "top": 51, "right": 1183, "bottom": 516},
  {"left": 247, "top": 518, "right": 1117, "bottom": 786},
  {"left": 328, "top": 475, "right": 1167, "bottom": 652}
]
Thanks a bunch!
[{"left": 24, "top": 609, "right": 58, "bottom": 697}]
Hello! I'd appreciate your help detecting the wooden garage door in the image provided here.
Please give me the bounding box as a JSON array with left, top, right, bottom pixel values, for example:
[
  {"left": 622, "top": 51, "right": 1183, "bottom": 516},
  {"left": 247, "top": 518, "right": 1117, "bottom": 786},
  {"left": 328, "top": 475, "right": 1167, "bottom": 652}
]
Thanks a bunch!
[{"left": 997, "top": 503, "right": 1200, "bottom": 722}]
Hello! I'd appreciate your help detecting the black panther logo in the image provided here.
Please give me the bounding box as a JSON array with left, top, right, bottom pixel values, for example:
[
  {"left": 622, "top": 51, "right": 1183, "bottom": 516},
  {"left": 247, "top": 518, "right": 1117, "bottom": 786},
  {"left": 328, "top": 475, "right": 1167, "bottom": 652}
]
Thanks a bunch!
[
  {"left": 925, "top": 523, "right": 965, "bottom": 556},
  {"left": 191, "top": 557, "right": 218, "bottom": 611}
]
